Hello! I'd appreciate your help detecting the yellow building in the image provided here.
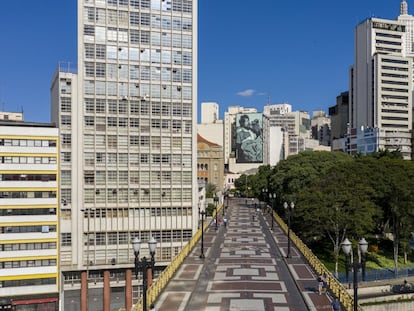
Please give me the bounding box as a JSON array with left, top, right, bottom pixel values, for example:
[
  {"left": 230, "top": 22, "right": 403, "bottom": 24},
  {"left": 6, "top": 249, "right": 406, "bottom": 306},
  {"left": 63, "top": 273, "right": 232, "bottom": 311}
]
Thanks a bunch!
[
  {"left": 0, "top": 120, "right": 59, "bottom": 310},
  {"left": 197, "top": 134, "right": 224, "bottom": 190}
]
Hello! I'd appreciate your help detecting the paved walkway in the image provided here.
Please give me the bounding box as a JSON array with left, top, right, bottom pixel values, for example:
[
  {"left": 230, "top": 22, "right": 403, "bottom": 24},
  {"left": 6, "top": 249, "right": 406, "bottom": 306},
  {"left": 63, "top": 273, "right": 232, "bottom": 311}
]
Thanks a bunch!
[{"left": 154, "top": 198, "right": 333, "bottom": 311}]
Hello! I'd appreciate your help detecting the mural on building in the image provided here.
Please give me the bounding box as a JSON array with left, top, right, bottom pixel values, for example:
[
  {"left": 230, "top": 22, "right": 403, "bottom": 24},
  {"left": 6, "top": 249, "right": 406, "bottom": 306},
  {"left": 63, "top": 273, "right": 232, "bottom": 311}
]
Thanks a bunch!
[{"left": 235, "top": 113, "right": 263, "bottom": 163}]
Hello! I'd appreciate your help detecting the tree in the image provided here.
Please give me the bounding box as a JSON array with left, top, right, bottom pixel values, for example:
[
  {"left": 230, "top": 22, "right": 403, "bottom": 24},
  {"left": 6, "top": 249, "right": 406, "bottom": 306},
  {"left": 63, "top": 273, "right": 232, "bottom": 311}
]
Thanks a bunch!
[
  {"left": 372, "top": 158, "right": 414, "bottom": 274},
  {"left": 206, "top": 183, "right": 217, "bottom": 198},
  {"left": 269, "top": 151, "right": 352, "bottom": 211},
  {"left": 297, "top": 161, "right": 380, "bottom": 276}
]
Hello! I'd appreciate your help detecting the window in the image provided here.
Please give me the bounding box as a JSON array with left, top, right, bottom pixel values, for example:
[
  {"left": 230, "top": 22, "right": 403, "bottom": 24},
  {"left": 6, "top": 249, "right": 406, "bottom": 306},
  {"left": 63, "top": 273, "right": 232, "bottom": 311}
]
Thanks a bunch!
[
  {"left": 61, "top": 97, "right": 72, "bottom": 112},
  {"left": 62, "top": 134, "right": 71, "bottom": 147},
  {"left": 62, "top": 233, "right": 72, "bottom": 247}
]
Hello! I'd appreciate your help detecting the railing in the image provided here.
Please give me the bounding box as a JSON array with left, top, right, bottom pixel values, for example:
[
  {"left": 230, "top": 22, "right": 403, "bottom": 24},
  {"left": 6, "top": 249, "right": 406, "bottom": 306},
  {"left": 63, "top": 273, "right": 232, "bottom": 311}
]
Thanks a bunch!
[
  {"left": 273, "top": 211, "right": 362, "bottom": 311},
  {"left": 131, "top": 204, "right": 222, "bottom": 311}
]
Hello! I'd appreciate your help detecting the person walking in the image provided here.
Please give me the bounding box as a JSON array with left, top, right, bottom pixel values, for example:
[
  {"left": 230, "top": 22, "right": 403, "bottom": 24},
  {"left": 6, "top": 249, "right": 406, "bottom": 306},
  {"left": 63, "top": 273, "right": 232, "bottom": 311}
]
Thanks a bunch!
[
  {"left": 317, "top": 274, "right": 324, "bottom": 295},
  {"left": 331, "top": 298, "right": 340, "bottom": 311}
]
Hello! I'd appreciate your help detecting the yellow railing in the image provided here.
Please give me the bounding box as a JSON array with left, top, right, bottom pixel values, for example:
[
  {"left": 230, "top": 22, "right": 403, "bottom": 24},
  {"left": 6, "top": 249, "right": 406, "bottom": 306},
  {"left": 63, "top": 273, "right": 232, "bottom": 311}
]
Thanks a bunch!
[
  {"left": 273, "top": 211, "right": 362, "bottom": 311},
  {"left": 131, "top": 204, "right": 222, "bottom": 311}
]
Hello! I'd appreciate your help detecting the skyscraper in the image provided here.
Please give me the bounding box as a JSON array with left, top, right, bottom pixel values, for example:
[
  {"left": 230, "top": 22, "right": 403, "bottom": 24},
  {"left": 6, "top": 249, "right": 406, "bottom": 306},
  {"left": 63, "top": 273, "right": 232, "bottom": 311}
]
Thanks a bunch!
[
  {"left": 350, "top": 1, "right": 413, "bottom": 159},
  {"left": 51, "top": 1, "right": 197, "bottom": 310}
]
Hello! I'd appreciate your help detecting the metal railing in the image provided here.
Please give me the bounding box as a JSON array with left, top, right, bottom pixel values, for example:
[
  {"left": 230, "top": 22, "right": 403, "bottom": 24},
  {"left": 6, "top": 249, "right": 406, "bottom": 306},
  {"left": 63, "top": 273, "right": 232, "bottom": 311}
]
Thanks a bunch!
[
  {"left": 273, "top": 211, "right": 361, "bottom": 311},
  {"left": 130, "top": 204, "right": 222, "bottom": 311}
]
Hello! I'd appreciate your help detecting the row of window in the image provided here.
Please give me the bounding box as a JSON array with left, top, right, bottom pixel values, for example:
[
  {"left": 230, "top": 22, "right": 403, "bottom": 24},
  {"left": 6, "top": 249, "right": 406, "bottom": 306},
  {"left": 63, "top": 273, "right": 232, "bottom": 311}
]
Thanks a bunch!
[
  {"left": 85, "top": 44, "right": 192, "bottom": 65},
  {"left": 84, "top": 8, "right": 192, "bottom": 31},
  {"left": 64, "top": 170, "right": 186, "bottom": 184},
  {"left": 83, "top": 80, "right": 192, "bottom": 99},
  {"left": 0, "top": 139, "right": 57, "bottom": 147},
  {"left": 84, "top": 229, "right": 192, "bottom": 246},
  {"left": 1, "top": 277, "right": 55, "bottom": 288},
  {"left": 2, "top": 259, "right": 57, "bottom": 269},
  {"left": 0, "top": 191, "right": 56, "bottom": 199},
  {"left": 83, "top": 117, "right": 192, "bottom": 132},
  {"left": 80, "top": 206, "right": 192, "bottom": 218},
  {"left": 2, "top": 225, "right": 57, "bottom": 234},
  {"left": 62, "top": 227, "right": 192, "bottom": 247},
  {"left": 83, "top": 188, "right": 192, "bottom": 203},
  {"left": 0, "top": 156, "right": 57, "bottom": 164},
  {"left": 0, "top": 208, "right": 56, "bottom": 216},
  {"left": 84, "top": 63, "right": 192, "bottom": 82},
  {"left": 0, "top": 174, "right": 56, "bottom": 182},
  {"left": 84, "top": 25, "right": 192, "bottom": 48},
  {"left": 1, "top": 242, "right": 57, "bottom": 251},
  {"left": 83, "top": 98, "right": 192, "bottom": 116},
  {"left": 81, "top": 134, "right": 192, "bottom": 149},
  {"left": 84, "top": 0, "right": 192, "bottom": 14}
]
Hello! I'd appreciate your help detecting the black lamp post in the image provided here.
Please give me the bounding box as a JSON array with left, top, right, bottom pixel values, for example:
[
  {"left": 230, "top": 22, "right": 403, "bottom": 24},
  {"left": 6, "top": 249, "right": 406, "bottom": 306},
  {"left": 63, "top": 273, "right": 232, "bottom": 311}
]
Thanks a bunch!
[
  {"left": 262, "top": 188, "right": 267, "bottom": 211},
  {"left": 132, "top": 236, "right": 157, "bottom": 311},
  {"left": 197, "top": 202, "right": 201, "bottom": 229},
  {"left": 226, "top": 192, "right": 229, "bottom": 214},
  {"left": 342, "top": 237, "right": 368, "bottom": 311},
  {"left": 199, "top": 209, "right": 206, "bottom": 258},
  {"left": 269, "top": 193, "right": 276, "bottom": 230},
  {"left": 284, "top": 201, "right": 295, "bottom": 258},
  {"left": 214, "top": 196, "right": 218, "bottom": 230}
]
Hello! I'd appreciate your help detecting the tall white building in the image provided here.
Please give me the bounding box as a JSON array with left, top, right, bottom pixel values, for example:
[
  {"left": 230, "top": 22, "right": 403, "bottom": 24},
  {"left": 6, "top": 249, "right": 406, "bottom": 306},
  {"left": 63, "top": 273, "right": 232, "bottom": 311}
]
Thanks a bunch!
[
  {"left": 0, "top": 121, "right": 59, "bottom": 310},
  {"left": 350, "top": 2, "right": 413, "bottom": 159},
  {"left": 51, "top": 1, "right": 197, "bottom": 310},
  {"left": 201, "top": 101, "right": 219, "bottom": 124}
]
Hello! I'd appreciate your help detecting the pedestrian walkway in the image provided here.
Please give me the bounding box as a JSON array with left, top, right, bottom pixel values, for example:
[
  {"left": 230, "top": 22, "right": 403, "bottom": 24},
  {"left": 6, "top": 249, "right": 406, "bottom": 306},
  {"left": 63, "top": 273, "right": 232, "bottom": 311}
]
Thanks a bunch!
[{"left": 153, "top": 198, "right": 333, "bottom": 311}]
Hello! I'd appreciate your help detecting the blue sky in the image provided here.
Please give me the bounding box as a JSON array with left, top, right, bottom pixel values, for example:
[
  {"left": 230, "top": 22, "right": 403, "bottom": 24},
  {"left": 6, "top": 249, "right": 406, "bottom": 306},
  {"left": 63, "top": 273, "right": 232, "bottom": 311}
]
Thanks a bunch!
[{"left": 0, "top": 1, "right": 406, "bottom": 123}]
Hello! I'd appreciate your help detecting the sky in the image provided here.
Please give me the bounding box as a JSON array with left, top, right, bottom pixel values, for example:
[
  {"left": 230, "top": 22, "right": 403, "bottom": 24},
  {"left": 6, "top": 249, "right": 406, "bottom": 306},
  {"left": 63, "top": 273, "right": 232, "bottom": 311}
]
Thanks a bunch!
[{"left": 0, "top": 1, "right": 407, "bottom": 123}]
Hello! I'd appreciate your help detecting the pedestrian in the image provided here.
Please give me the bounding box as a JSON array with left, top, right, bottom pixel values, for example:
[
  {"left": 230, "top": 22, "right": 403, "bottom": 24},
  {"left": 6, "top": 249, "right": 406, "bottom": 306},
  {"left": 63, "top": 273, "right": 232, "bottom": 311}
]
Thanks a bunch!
[
  {"left": 331, "top": 298, "right": 340, "bottom": 311},
  {"left": 317, "top": 274, "right": 324, "bottom": 295},
  {"left": 322, "top": 273, "right": 328, "bottom": 293},
  {"left": 223, "top": 218, "right": 227, "bottom": 227}
]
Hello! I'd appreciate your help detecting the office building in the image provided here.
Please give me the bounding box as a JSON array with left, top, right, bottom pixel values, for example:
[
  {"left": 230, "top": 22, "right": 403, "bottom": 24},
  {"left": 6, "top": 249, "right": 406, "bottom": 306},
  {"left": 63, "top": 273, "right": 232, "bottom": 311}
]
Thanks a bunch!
[
  {"left": 350, "top": 2, "right": 413, "bottom": 159},
  {"left": 0, "top": 120, "right": 59, "bottom": 310},
  {"left": 51, "top": 1, "right": 197, "bottom": 310}
]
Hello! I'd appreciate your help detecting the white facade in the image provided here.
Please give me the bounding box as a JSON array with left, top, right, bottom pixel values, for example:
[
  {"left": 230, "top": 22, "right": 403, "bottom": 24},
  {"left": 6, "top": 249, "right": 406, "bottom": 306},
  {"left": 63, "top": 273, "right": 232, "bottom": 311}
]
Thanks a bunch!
[
  {"left": 263, "top": 104, "right": 311, "bottom": 158},
  {"left": 0, "top": 122, "right": 59, "bottom": 307},
  {"left": 51, "top": 0, "right": 197, "bottom": 308},
  {"left": 201, "top": 101, "right": 219, "bottom": 124},
  {"left": 0, "top": 111, "right": 23, "bottom": 121},
  {"left": 350, "top": 12, "right": 413, "bottom": 159}
]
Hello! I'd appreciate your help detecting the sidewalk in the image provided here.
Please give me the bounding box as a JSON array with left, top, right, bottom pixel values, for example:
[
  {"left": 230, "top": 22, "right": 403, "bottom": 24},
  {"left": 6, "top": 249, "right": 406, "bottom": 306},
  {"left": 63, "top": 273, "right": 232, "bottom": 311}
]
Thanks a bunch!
[{"left": 153, "top": 198, "right": 333, "bottom": 311}]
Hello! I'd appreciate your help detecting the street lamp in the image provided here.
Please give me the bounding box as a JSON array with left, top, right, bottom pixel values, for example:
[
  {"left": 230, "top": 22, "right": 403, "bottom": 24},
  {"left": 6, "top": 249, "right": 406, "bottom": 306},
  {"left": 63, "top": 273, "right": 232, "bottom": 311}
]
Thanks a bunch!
[
  {"left": 214, "top": 196, "right": 219, "bottom": 230},
  {"left": 262, "top": 188, "right": 267, "bottom": 211},
  {"left": 284, "top": 202, "right": 295, "bottom": 258},
  {"left": 199, "top": 209, "right": 206, "bottom": 259},
  {"left": 342, "top": 237, "right": 369, "bottom": 311},
  {"left": 269, "top": 193, "right": 276, "bottom": 230},
  {"left": 132, "top": 236, "right": 157, "bottom": 311},
  {"left": 197, "top": 202, "right": 201, "bottom": 229}
]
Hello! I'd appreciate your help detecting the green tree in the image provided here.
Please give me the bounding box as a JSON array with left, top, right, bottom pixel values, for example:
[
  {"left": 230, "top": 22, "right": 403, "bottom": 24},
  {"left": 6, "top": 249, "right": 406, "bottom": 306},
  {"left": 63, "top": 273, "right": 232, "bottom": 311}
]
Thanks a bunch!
[
  {"left": 373, "top": 159, "right": 414, "bottom": 274},
  {"left": 297, "top": 161, "right": 380, "bottom": 276},
  {"left": 206, "top": 183, "right": 217, "bottom": 198},
  {"left": 270, "top": 151, "right": 352, "bottom": 211}
]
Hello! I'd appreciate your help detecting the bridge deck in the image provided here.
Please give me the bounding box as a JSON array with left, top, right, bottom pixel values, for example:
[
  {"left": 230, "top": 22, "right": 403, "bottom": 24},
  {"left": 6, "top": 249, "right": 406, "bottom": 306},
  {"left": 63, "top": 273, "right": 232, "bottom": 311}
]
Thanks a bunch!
[{"left": 153, "top": 198, "right": 333, "bottom": 311}]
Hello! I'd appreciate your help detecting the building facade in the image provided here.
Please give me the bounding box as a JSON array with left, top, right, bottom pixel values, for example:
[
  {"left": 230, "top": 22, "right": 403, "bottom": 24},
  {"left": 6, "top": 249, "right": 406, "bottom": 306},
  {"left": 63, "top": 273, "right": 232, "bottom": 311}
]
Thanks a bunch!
[
  {"left": 197, "top": 134, "right": 224, "bottom": 190},
  {"left": 51, "top": 1, "right": 197, "bottom": 310},
  {"left": 0, "top": 121, "right": 59, "bottom": 310},
  {"left": 350, "top": 9, "right": 413, "bottom": 159}
]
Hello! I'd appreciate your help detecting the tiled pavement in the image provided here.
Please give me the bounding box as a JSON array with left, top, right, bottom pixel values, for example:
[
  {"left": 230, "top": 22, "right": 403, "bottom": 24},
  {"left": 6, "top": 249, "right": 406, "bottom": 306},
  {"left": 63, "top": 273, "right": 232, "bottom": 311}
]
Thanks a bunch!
[{"left": 154, "top": 198, "right": 334, "bottom": 311}]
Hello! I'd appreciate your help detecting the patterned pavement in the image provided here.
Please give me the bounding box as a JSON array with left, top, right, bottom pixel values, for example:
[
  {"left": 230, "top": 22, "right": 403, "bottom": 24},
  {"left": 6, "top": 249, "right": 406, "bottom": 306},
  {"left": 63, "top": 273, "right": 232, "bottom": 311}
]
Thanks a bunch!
[{"left": 154, "top": 198, "right": 334, "bottom": 311}]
